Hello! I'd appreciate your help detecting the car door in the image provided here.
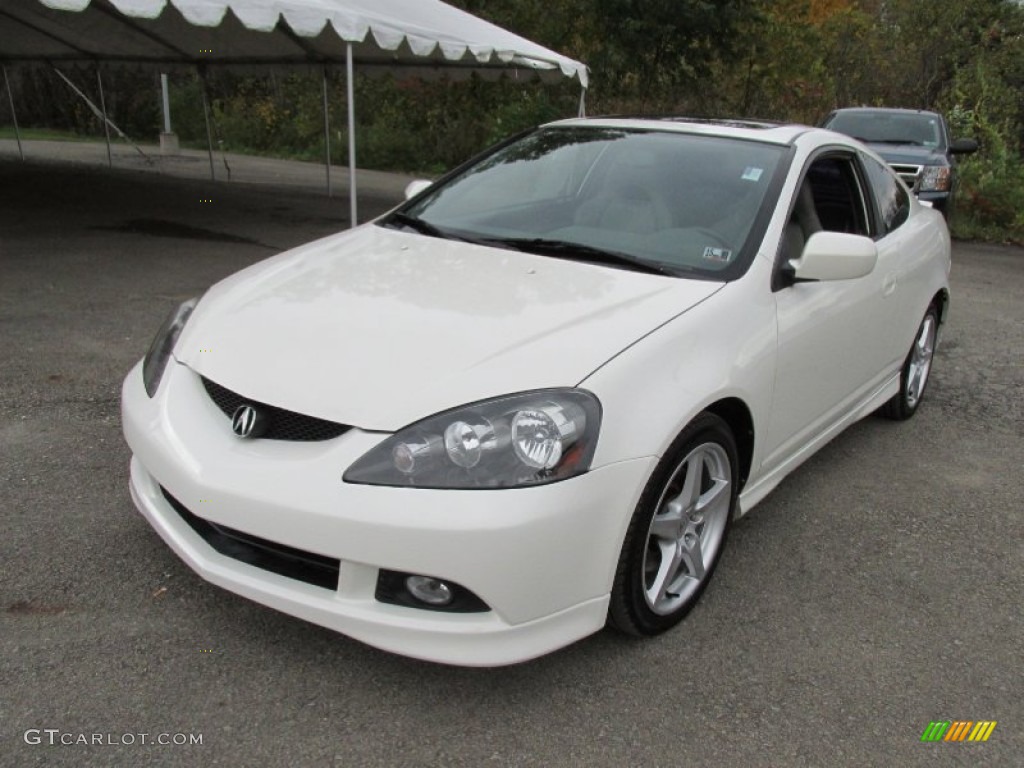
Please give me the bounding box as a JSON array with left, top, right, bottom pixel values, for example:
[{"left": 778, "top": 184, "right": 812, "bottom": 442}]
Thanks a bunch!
[
  {"left": 762, "top": 150, "right": 893, "bottom": 473},
  {"left": 859, "top": 151, "right": 933, "bottom": 369}
]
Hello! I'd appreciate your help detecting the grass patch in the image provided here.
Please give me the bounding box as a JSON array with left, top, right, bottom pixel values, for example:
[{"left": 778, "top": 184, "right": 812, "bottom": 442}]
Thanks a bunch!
[{"left": 0, "top": 126, "right": 104, "bottom": 142}]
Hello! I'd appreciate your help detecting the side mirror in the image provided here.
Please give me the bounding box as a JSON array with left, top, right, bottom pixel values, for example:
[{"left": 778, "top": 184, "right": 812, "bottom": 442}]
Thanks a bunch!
[
  {"left": 788, "top": 232, "right": 878, "bottom": 282},
  {"left": 404, "top": 179, "right": 433, "bottom": 200},
  {"left": 950, "top": 138, "right": 979, "bottom": 155}
]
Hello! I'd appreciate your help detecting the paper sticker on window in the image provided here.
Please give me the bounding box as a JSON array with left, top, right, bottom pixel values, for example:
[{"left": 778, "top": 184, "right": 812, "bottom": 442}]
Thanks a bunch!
[
  {"left": 702, "top": 246, "right": 733, "bottom": 263},
  {"left": 741, "top": 167, "right": 764, "bottom": 182}
]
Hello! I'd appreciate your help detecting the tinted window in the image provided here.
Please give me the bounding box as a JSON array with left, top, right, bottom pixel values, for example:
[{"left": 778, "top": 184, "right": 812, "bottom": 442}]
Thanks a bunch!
[
  {"left": 397, "top": 128, "right": 786, "bottom": 278},
  {"left": 862, "top": 155, "right": 910, "bottom": 233}
]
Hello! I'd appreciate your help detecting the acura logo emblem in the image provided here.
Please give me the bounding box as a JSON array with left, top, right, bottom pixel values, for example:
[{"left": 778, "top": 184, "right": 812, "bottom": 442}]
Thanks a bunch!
[{"left": 231, "top": 405, "right": 266, "bottom": 438}]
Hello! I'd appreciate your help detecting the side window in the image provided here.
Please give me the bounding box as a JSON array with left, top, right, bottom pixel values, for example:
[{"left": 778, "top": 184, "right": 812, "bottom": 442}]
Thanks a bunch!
[
  {"left": 805, "top": 158, "right": 871, "bottom": 236},
  {"left": 778, "top": 154, "right": 870, "bottom": 269},
  {"left": 861, "top": 154, "right": 910, "bottom": 234}
]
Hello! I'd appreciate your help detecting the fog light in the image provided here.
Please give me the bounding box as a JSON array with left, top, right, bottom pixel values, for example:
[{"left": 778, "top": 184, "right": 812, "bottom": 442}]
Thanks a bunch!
[
  {"left": 376, "top": 570, "right": 489, "bottom": 612},
  {"left": 405, "top": 575, "right": 454, "bottom": 606}
]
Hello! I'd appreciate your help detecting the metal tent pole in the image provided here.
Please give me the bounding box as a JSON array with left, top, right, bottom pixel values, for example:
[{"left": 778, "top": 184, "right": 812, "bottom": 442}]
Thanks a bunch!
[
  {"left": 346, "top": 43, "right": 357, "bottom": 227},
  {"left": 160, "top": 73, "right": 172, "bottom": 133},
  {"left": 2, "top": 66, "right": 23, "bottom": 161},
  {"left": 53, "top": 67, "right": 152, "bottom": 165},
  {"left": 96, "top": 67, "right": 112, "bottom": 167},
  {"left": 322, "top": 66, "right": 331, "bottom": 198},
  {"left": 198, "top": 68, "right": 215, "bottom": 181}
]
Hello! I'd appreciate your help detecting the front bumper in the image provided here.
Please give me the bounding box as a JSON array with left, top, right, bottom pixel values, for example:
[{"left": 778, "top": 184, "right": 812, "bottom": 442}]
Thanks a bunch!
[{"left": 121, "top": 360, "right": 655, "bottom": 666}]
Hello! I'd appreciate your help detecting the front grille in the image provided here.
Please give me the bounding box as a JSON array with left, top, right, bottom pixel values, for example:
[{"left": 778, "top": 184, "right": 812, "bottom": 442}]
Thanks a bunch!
[
  {"left": 889, "top": 163, "right": 922, "bottom": 191},
  {"left": 161, "top": 487, "right": 341, "bottom": 591},
  {"left": 201, "top": 376, "right": 350, "bottom": 442}
]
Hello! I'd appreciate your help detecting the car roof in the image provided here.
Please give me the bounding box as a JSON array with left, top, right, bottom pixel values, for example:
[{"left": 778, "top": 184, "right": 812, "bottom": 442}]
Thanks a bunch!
[{"left": 545, "top": 116, "right": 815, "bottom": 146}]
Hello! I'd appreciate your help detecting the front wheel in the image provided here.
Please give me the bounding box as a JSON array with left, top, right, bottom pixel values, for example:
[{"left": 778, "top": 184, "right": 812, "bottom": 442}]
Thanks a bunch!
[
  {"left": 881, "top": 306, "right": 939, "bottom": 420},
  {"left": 608, "top": 413, "right": 738, "bottom": 636}
]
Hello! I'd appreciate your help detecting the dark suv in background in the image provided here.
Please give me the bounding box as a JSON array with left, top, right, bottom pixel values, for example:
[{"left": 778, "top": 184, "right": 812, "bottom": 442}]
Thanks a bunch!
[{"left": 821, "top": 107, "right": 978, "bottom": 218}]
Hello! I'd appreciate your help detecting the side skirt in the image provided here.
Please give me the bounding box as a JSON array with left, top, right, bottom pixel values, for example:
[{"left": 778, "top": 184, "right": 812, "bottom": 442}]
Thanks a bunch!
[{"left": 736, "top": 372, "right": 900, "bottom": 517}]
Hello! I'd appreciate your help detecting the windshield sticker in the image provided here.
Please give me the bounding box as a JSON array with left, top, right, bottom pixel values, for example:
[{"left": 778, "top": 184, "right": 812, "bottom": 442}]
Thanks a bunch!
[
  {"left": 741, "top": 167, "right": 764, "bottom": 182},
  {"left": 702, "top": 246, "right": 733, "bottom": 263}
]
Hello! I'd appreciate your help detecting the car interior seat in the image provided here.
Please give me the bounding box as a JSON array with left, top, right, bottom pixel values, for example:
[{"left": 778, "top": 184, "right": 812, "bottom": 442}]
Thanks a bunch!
[
  {"left": 574, "top": 150, "right": 674, "bottom": 234},
  {"left": 782, "top": 179, "right": 823, "bottom": 262}
]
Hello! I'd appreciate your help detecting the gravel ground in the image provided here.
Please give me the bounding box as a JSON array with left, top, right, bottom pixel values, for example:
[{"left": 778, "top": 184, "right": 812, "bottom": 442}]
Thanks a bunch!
[{"left": 1, "top": 156, "right": 1021, "bottom": 767}]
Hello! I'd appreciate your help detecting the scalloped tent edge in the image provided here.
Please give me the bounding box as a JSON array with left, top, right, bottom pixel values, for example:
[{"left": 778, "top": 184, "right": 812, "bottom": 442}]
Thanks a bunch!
[{"left": 1, "top": 0, "right": 589, "bottom": 225}]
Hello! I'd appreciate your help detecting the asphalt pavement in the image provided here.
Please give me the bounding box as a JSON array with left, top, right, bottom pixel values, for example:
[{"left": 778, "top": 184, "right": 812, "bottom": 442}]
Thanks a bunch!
[{"left": 1, "top": 147, "right": 1021, "bottom": 767}]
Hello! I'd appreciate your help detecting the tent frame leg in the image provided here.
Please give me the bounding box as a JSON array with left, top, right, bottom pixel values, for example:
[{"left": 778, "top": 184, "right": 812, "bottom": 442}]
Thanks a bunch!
[
  {"left": 198, "top": 68, "right": 215, "bottom": 181},
  {"left": 96, "top": 67, "right": 112, "bottom": 167},
  {"left": 160, "top": 73, "right": 172, "bottom": 134},
  {"left": 52, "top": 66, "right": 151, "bottom": 164},
  {"left": 346, "top": 43, "right": 357, "bottom": 228},
  {"left": 322, "top": 66, "right": 331, "bottom": 198},
  {"left": 3, "top": 66, "right": 24, "bottom": 161}
]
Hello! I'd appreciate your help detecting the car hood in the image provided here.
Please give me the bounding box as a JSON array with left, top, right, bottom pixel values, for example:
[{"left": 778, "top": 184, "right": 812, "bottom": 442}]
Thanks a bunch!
[
  {"left": 866, "top": 143, "right": 947, "bottom": 166},
  {"left": 176, "top": 225, "right": 723, "bottom": 431}
]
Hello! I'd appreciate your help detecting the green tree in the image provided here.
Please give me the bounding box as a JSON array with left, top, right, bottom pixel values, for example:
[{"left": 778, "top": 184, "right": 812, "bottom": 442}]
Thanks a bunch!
[{"left": 586, "top": 0, "right": 757, "bottom": 108}]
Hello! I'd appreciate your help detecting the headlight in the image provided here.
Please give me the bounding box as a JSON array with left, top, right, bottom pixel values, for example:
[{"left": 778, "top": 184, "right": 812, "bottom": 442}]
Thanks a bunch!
[
  {"left": 344, "top": 390, "right": 601, "bottom": 489},
  {"left": 919, "top": 165, "right": 951, "bottom": 192},
  {"left": 142, "top": 297, "right": 198, "bottom": 397}
]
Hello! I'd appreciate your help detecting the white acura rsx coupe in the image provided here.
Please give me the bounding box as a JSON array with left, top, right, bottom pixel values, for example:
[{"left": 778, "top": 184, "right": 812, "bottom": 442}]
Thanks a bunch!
[{"left": 122, "top": 117, "right": 950, "bottom": 666}]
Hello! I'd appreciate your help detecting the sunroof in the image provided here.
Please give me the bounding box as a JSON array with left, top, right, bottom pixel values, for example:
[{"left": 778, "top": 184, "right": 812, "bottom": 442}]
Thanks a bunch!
[
  {"left": 591, "top": 115, "right": 783, "bottom": 130},
  {"left": 657, "top": 117, "right": 782, "bottom": 130}
]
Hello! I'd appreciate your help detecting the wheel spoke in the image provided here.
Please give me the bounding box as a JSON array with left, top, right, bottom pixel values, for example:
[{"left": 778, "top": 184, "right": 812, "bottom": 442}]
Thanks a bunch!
[
  {"left": 646, "top": 539, "right": 684, "bottom": 607},
  {"left": 679, "top": 529, "right": 706, "bottom": 581},
  {"left": 908, "top": 364, "right": 923, "bottom": 400},
  {"left": 679, "top": 452, "right": 704, "bottom": 513},
  {"left": 649, "top": 499, "right": 683, "bottom": 540},
  {"left": 695, "top": 475, "right": 729, "bottom": 517}
]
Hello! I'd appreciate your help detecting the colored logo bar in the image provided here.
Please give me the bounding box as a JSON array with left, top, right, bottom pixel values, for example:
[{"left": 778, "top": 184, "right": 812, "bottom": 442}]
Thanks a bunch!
[{"left": 921, "top": 721, "right": 997, "bottom": 742}]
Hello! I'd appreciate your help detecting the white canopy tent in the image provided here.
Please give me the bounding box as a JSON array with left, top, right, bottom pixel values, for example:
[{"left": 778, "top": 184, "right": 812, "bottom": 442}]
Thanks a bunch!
[{"left": 0, "top": 0, "right": 589, "bottom": 224}]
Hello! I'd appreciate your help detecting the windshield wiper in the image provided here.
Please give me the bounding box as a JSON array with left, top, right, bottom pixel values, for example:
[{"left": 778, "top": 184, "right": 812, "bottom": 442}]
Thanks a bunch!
[
  {"left": 483, "top": 237, "right": 681, "bottom": 277},
  {"left": 381, "top": 222, "right": 685, "bottom": 277},
  {"left": 384, "top": 212, "right": 449, "bottom": 239}
]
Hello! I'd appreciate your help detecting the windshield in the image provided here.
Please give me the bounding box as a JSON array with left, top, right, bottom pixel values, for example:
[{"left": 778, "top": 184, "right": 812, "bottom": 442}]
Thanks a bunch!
[
  {"left": 825, "top": 111, "right": 944, "bottom": 149},
  {"left": 385, "top": 127, "right": 786, "bottom": 279}
]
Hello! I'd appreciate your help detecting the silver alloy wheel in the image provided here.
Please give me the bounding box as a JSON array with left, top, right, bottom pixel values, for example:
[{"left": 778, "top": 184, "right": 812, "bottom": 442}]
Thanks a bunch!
[
  {"left": 642, "top": 442, "right": 732, "bottom": 615},
  {"left": 906, "top": 313, "right": 937, "bottom": 408}
]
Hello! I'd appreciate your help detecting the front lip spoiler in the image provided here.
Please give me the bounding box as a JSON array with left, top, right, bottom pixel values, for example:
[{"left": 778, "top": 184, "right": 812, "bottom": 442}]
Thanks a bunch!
[{"left": 126, "top": 455, "right": 613, "bottom": 666}]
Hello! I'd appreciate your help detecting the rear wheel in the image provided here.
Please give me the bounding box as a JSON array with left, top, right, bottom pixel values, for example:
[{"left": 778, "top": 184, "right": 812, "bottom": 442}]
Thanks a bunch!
[
  {"left": 609, "top": 413, "right": 738, "bottom": 636},
  {"left": 881, "top": 306, "right": 938, "bottom": 420}
]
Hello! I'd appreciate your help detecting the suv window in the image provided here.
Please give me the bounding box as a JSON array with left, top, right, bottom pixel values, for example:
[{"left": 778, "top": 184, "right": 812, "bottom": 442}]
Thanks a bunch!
[{"left": 862, "top": 154, "right": 910, "bottom": 234}]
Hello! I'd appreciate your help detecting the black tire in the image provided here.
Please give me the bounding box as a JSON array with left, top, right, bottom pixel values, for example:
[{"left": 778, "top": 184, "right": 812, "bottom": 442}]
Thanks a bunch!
[
  {"left": 881, "top": 306, "right": 939, "bottom": 421},
  {"left": 609, "top": 413, "right": 739, "bottom": 637}
]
